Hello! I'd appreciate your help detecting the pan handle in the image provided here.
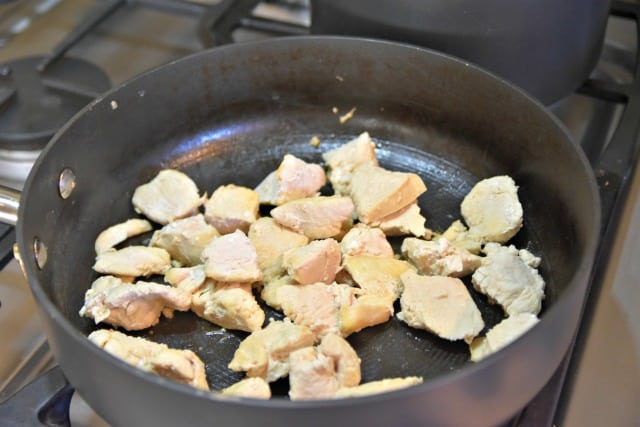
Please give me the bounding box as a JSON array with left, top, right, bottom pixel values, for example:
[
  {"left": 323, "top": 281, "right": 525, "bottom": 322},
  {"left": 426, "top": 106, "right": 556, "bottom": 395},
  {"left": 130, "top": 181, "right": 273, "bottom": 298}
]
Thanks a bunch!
[{"left": 0, "top": 185, "right": 20, "bottom": 226}]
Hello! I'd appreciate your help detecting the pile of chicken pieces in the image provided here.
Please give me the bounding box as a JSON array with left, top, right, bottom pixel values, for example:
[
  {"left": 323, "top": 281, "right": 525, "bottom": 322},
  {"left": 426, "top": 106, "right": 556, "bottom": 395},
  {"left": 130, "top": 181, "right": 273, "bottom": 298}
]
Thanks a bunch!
[{"left": 79, "top": 132, "right": 544, "bottom": 400}]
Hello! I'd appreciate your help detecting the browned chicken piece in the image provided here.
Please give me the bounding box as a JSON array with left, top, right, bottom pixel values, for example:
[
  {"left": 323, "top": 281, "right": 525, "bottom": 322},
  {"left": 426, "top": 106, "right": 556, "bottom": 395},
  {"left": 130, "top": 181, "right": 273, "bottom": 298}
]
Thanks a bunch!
[
  {"left": 288, "top": 334, "right": 361, "bottom": 400},
  {"left": 150, "top": 214, "right": 219, "bottom": 266},
  {"left": 271, "top": 196, "right": 355, "bottom": 240},
  {"left": 282, "top": 238, "right": 341, "bottom": 285},
  {"left": 339, "top": 224, "right": 394, "bottom": 258},
  {"left": 204, "top": 184, "right": 260, "bottom": 234},
  {"left": 132, "top": 169, "right": 205, "bottom": 225},
  {"left": 334, "top": 377, "right": 423, "bottom": 398},
  {"left": 373, "top": 202, "right": 428, "bottom": 238},
  {"left": 191, "top": 280, "right": 265, "bottom": 332},
  {"left": 164, "top": 265, "right": 207, "bottom": 294},
  {"left": 93, "top": 246, "right": 171, "bottom": 277},
  {"left": 248, "top": 217, "right": 309, "bottom": 271},
  {"left": 201, "top": 230, "right": 262, "bottom": 283},
  {"left": 228, "top": 319, "right": 316, "bottom": 382},
  {"left": 397, "top": 271, "right": 484, "bottom": 343},
  {"left": 94, "top": 218, "right": 153, "bottom": 255},
  {"left": 342, "top": 255, "right": 416, "bottom": 306},
  {"left": 349, "top": 164, "right": 427, "bottom": 224},
  {"left": 260, "top": 275, "right": 296, "bottom": 311},
  {"left": 322, "top": 132, "right": 378, "bottom": 196},
  {"left": 88, "top": 329, "right": 208, "bottom": 390},
  {"left": 79, "top": 276, "right": 191, "bottom": 330},
  {"left": 220, "top": 377, "right": 271, "bottom": 399},
  {"left": 401, "top": 237, "right": 482, "bottom": 278},
  {"left": 255, "top": 154, "right": 327, "bottom": 205},
  {"left": 338, "top": 294, "right": 395, "bottom": 337},
  {"left": 439, "top": 220, "right": 482, "bottom": 254}
]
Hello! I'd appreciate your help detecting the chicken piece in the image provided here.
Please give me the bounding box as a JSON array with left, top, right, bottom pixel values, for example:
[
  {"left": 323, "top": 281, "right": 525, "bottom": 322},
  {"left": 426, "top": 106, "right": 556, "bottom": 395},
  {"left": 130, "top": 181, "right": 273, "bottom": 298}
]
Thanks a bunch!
[
  {"left": 79, "top": 276, "right": 191, "bottom": 330},
  {"left": 401, "top": 237, "right": 482, "bottom": 278},
  {"left": 397, "top": 271, "right": 484, "bottom": 343},
  {"left": 460, "top": 175, "right": 523, "bottom": 244},
  {"left": 373, "top": 202, "right": 428, "bottom": 238},
  {"left": 338, "top": 294, "right": 396, "bottom": 337},
  {"left": 228, "top": 319, "right": 316, "bottom": 382},
  {"left": 150, "top": 214, "right": 219, "bottom": 266},
  {"left": 317, "top": 333, "right": 361, "bottom": 388},
  {"left": 288, "top": 347, "right": 339, "bottom": 400},
  {"left": 255, "top": 154, "right": 326, "bottom": 205},
  {"left": 334, "top": 377, "right": 423, "bottom": 398},
  {"left": 248, "top": 217, "right": 309, "bottom": 270},
  {"left": 93, "top": 246, "right": 171, "bottom": 277},
  {"left": 201, "top": 230, "right": 262, "bottom": 283},
  {"left": 282, "top": 238, "right": 341, "bottom": 285},
  {"left": 439, "top": 220, "right": 482, "bottom": 254},
  {"left": 191, "top": 280, "right": 265, "bottom": 332},
  {"left": 349, "top": 164, "right": 427, "bottom": 224},
  {"left": 271, "top": 196, "right": 354, "bottom": 240},
  {"left": 339, "top": 224, "right": 394, "bottom": 258},
  {"left": 164, "top": 265, "right": 207, "bottom": 294},
  {"left": 469, "top": 313, "right": 539, "bottom": 362},
  {"left": 322, "top": 132, "right": 378, "bottom": 196},
  {"left": 342, "top": 255, "right": 415, "bottom": 305},
  {"left": 471, "top": 243, "right": 545, "bottom": 316},
  {"left": 132, "top": 169, "right": 205, "bottom": 225},
  {"left": 88, "top": 329, "right": 208, "bottom": 390},
  {"left": 204, "top": 184, "right": 259, "bottom": 234},
  {"left": 260, "top": 275, "right": 296, "bottom": 310},
  {"left": 220, "top": 377, "right": 271, "bottom": 399},
  {"left": 94, "top": 218, "right": 153, "bottom": 255}
]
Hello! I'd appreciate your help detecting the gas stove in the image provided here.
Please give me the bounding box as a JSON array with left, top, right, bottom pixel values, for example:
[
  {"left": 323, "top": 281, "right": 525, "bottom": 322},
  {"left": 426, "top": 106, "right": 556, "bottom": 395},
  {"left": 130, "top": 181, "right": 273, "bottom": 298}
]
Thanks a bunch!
[{"left": 0, "top": 1, "right": 638, "bottom": 426}]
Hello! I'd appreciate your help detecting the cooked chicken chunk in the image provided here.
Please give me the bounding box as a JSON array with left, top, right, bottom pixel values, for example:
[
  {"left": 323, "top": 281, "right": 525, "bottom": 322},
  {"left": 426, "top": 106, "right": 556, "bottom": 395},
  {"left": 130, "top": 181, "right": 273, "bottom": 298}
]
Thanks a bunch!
[
  {"left": 221, "top": 377, "right": 271, "bottom": 399},
  {"left": 94, "top": 218, "right": 153, "bottom": 255},
  {"left": 150, "top": 214, "right": 219, "bottom": 266},
  {"left": 288, "top": 334, "right": 361, "bottom": 400},
  {"left": 471, "top": 243, "right": 545, "bottom": 316},
  {"left": 374, "top": 202, "right": 428, "bottom": 238},
  {"left": 401, "top": 237, "right": 482, "bottom": 278},
  {"left": 338, "top": 293, "right": 396, "bottom": 337},
  {"left": 469, "top": 313, "right": 539, "bottom": 362},
  {"left": 349, "top": 164, "right": 427, "bottom": 224},
  {"left": 334, "top": 377, "right": 423, "bottom": 398},
  {"left": 439, "top": 220, "right": 482, "bottom": 254},
  {"left": 248, "top": 217, "right": 309, "bottom": 270},
  {"left": 322, "top": 132, "right": 378, "bottom": 196},
  {"left": 201, "top": 230, "right": 262, "bottom": 283},
  {"left": 79, "top": 276, "right": 191, "bottom": 330},
  {"left": 132, "top": 169, "right": 205, "bottom": 225},
  {"left": 282, "top": 238, "right": 341, "bottom": 285},
  {"left": 397, "top": 271, "right": 484, "bottom": 343},
  {"left": 339, "top": 224, "right": 394, "bottom": 258},
  {"left": 164, "top": 265, "right": 207, "bottom": 294},
  {"left": 88, "top": 329, "right": 208, "bottom": 390},
  {"left": 204, "top": 184, "right": 259, "bottom": 234},
  {"left": 228, "top": 319, "right": 316, "bottom": 382},
  {"left": 255, "top": 154, "right": 326, "bottom": 205},
  {"left": 460, "top": 175, "right": 523, "bottom": 244},
  {"left": 271, "top": 196, "right": 354, "bottom": 240},
  {"left": 93, "top": 246, "right": 171, "bottom": 277},
  {"left": 343, "top": 255, "right": 415, "bottom": 305}
]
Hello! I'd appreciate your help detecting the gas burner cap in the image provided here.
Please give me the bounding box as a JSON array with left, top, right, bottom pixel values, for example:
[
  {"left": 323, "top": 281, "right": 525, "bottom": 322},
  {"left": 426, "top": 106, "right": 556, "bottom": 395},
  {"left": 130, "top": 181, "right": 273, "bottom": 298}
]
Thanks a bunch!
[{"left": 0, "top": 56, "right": 111, "bottom": 151}]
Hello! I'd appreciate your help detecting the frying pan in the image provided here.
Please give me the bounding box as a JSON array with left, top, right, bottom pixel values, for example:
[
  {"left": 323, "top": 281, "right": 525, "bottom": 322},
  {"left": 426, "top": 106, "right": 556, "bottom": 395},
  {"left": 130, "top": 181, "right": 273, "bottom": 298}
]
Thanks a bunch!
[{"left": 0, "top": 36, "right": 599, "bottom": 426}]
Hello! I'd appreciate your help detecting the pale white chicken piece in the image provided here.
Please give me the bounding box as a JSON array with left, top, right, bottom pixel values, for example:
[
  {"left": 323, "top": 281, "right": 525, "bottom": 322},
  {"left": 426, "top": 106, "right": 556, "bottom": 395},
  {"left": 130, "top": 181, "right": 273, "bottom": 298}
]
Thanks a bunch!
[
  {"left": 132, "top": 169, "right": 205, "bottom": 225},
  {"left": 221, "top": 377, "right": 271, "bottom": 399},
  {"left": 461, "top": 175, "right": 523, "bottom": 243},
  {"left": 204, "top": 184, "right": 259, "bottom": 234},
  {"left": 471, "top": 243, "right": 545, "bottom": 316},
  {"left": 470, "top": 313, "right": 539, "bottom": 362},
  {"left": 334, "top": 377, "right": 423, "bottom": 398},
  {"left": 288, "top": 334, "right": 361, "bottom": 400},
  {"left": 164, "top": 265, "right": 207, "bottom": 294},
  {"left": 79, "top": 276, "right": 191, "bottom": 330},
  {"left": 282, "top": 238, "right": 341, "bottom": 285},
  {"left": 401, "top": 237, "right": 482, "bottom": 278},
  {"left": 248, "top": 217, "right": 309, "bottom": 271},
  {"left": 94, "top": 218, "right": 153, "bottom": 255},
  {"left": 439, "top": 220, "right": 482, "bottom": 254},
  {"left": 373, "top": 202, "right": 428, "bottom": 238},
  {"left": 342, "top": 255, "right": 415, "bottom": 306},
  {"left": 201, "top": 230, "right": 262, "bottom": 283},
  {"left": 228, "top": 319, "right": 316, "bottom": 382},
  {"left": 270, "top": 196, "right": 354, "bottom": 240},
  {"left": 322, "top": 132, "right": 378, "bottom": 196},
  {"left": 93, "top": 246, "right": 171, "bottom": 277},
  {"left": 349, "top": 164, "right": 427, "bottom": 224},
  {"left": 397, "top": 271, "right": 484, "bottom": 343},
  {"left": 150, "top": 214, "right": 219, "bottom": 266},
  {"left": 339, "top": 224, "right": 394, "bottom": 258},
  {"left": 255, "top": 154, "right": 326, "bottom": 205},
  {"left": 88, "top": 329, "right": 208, "bottom": 390}
]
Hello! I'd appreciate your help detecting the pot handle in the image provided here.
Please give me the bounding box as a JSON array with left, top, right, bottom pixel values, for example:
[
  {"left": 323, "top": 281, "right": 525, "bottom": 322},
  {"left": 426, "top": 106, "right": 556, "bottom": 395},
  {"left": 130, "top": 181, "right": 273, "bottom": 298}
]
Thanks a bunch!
[{"left": 0, "top": 185, "right": 20, "bottom": 226}]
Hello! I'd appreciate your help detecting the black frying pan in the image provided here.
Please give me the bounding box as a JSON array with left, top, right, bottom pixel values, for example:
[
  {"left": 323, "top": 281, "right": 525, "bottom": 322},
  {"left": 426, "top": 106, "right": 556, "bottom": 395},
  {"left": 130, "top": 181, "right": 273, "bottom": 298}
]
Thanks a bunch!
[{"left": 1, "top": 36, "right": 599, "bottom": 426}]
